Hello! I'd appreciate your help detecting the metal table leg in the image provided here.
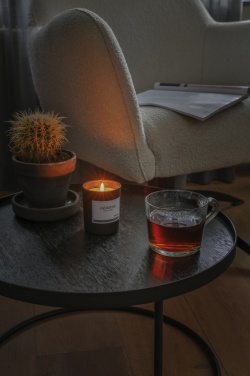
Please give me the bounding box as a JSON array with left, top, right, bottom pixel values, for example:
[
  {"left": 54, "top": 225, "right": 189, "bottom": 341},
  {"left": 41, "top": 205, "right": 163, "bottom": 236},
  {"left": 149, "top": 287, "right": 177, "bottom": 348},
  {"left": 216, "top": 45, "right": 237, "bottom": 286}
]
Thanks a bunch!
[
  {"left": 154, "top": 300, "right": 163, "bottom": 376},
  {"left": 0, "top": 305, "right": 221, "bottom": 375}
]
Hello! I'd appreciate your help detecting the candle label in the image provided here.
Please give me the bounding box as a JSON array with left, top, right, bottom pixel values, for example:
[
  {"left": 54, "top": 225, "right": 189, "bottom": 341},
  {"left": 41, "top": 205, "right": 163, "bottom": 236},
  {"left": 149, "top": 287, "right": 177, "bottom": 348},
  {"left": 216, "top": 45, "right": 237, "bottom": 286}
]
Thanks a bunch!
[{"left": 92, "top": 198, "right": 120, "bottom": 224}]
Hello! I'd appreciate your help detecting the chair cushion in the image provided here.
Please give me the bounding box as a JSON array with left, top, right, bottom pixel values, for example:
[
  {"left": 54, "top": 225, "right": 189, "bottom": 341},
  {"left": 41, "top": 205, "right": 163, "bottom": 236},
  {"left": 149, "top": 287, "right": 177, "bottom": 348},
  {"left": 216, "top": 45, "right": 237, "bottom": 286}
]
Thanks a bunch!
[{"left": 141, "top": 97, "right": 250, "bottom": 178}]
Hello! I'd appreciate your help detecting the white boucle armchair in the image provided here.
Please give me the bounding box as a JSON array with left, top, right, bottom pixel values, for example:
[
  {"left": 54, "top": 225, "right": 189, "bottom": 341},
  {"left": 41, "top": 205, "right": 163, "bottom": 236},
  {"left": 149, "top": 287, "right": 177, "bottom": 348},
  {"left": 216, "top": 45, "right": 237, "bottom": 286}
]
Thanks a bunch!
[{"left": 28, "top": 0, "right": 250, "bottom": 185}]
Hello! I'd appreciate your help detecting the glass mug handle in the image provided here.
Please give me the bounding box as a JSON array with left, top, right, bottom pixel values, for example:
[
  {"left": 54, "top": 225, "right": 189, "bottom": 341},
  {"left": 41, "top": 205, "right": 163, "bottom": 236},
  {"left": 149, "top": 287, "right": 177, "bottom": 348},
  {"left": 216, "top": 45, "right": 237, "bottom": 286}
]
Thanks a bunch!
[{"left": 205, "top": 197, "right": 219, "bottom": 225}]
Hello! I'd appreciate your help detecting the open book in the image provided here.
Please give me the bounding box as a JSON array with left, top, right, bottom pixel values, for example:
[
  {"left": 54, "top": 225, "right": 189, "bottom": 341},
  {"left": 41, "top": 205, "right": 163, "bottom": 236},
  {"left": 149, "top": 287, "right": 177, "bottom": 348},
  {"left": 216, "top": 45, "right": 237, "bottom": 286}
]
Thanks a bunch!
[{"left": 137, "top": 83, "right": 249, "bottom": 121}]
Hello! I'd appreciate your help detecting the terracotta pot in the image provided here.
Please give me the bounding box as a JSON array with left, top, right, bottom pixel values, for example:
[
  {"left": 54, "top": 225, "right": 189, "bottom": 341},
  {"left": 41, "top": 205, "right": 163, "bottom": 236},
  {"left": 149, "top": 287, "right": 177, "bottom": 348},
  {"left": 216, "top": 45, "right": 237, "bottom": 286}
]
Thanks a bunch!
[{"left": 12, "top": 150, "right": 77, "bottom": 208}]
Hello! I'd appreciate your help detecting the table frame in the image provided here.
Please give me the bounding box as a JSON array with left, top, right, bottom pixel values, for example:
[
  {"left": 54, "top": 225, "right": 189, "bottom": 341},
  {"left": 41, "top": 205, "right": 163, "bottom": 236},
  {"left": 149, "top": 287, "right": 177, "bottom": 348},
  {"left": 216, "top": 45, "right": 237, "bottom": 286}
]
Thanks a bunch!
[{"left": 0, "top": 302, "right": 221, "bottom": 376}]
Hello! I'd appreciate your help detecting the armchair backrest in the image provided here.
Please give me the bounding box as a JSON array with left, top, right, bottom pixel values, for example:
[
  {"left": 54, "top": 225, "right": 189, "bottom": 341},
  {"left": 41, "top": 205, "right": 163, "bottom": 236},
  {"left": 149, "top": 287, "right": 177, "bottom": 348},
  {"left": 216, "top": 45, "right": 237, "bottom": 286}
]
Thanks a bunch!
[{"left": 30, "top": 0, "right": 213, "bottom": 93}]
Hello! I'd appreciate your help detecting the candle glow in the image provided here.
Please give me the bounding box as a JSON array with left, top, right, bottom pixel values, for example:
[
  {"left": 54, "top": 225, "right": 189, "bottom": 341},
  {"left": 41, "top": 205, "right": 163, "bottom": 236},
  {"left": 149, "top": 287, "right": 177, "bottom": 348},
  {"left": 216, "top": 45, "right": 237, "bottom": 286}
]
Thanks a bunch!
[{"left": 89, "top": 181, "right": 114, "bottom": 192}]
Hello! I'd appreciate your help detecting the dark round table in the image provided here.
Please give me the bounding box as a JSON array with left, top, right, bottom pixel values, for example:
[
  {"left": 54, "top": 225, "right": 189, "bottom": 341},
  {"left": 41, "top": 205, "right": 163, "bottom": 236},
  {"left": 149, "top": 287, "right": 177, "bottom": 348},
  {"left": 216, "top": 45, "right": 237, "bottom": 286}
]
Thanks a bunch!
[{"left": 0, "top": 184, "right": 236, "bottom": 376}]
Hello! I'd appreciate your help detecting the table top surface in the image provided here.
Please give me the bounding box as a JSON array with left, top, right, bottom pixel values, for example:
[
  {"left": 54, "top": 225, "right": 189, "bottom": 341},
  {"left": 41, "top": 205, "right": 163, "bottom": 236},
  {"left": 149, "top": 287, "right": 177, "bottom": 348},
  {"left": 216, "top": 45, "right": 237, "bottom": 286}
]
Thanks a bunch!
[{"left": 0, "top": 184, "right": 236, "bottom": 309}]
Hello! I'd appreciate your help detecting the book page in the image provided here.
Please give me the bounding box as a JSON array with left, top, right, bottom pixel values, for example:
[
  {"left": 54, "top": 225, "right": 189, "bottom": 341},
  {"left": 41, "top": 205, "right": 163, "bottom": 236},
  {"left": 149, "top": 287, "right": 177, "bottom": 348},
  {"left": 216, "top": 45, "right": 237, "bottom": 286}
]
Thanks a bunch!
[{"left": 137, "top": 89, "right": 245, "bottom": 121}]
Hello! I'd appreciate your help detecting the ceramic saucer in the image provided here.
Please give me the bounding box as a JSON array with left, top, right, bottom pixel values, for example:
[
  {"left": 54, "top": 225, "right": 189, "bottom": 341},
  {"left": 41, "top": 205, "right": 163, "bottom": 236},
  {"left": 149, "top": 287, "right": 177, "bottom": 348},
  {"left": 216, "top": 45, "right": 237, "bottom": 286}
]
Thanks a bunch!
[{"left": 12, "top": 190, "right": 80, "bottom": 222}]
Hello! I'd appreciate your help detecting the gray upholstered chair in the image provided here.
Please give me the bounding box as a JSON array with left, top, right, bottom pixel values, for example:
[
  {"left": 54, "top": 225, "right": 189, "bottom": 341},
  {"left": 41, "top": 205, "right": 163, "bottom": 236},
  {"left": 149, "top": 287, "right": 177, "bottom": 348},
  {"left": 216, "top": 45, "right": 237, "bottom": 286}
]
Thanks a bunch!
[{"left": 27, "top": 0, "right": 250, "bottom": 187}]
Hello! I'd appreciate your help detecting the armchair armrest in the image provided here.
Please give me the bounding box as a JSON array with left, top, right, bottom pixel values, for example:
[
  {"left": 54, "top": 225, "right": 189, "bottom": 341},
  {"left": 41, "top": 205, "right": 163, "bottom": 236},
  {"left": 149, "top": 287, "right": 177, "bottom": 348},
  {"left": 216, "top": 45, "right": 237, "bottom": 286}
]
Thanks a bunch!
[{"left": 28, "top": 8, "right": 155, "bottom": 182}]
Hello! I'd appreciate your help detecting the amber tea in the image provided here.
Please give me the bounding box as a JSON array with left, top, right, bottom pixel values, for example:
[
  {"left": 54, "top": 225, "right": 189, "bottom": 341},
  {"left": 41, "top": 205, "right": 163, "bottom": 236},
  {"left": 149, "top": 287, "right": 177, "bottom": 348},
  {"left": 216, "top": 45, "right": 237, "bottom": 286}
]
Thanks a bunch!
[
  {"left": 145, "top": 190, "right": 219, "bottom": 257},
  {"left": 147, "top": 210, "right": 205, "bottom": 255}
]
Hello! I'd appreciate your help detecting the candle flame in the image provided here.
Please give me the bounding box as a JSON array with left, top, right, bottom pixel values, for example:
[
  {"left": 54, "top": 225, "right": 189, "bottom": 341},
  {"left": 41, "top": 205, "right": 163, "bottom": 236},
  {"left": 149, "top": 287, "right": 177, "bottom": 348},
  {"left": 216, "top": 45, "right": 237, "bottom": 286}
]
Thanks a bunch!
[{"left": 100, "top": 182, "right": 105, "bottom": 191}]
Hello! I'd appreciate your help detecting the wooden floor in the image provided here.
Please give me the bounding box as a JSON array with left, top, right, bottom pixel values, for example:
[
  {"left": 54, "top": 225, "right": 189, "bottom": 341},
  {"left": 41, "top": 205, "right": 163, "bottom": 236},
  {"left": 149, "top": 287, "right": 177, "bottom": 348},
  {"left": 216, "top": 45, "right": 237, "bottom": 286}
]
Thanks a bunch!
[{"left": 0, "top": 170, "right": 250, "bottom": 376}]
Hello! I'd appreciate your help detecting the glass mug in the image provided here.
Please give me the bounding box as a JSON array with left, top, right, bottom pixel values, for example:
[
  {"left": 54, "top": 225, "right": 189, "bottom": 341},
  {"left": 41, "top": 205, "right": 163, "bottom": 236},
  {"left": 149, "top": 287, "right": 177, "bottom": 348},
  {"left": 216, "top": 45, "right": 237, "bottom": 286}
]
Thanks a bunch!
[{"left": 145, "top": 190, "right": 219, "bottom": 257}]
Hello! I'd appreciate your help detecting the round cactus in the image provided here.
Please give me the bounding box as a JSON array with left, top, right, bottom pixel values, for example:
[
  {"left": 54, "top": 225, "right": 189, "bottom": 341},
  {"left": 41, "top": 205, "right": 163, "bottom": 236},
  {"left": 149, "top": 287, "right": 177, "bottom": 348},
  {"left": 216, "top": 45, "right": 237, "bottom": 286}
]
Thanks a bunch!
[{"left": 7, "top": 109, "right": 69, "bottom": 163}]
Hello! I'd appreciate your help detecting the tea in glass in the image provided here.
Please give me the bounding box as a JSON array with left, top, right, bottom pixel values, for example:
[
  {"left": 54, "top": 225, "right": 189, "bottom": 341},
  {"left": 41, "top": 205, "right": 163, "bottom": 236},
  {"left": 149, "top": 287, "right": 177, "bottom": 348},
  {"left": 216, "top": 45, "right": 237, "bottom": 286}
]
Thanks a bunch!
[{"left": 145, "top": 190, "right": 219, "bottom": 257}]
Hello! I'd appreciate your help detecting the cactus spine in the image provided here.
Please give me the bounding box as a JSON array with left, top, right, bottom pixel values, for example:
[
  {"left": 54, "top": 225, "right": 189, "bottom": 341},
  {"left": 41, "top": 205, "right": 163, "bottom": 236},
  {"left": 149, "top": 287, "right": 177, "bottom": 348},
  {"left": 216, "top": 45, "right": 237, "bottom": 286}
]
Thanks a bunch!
[{"left": 8, "top": 110, "right": 69, "bottom": 163}]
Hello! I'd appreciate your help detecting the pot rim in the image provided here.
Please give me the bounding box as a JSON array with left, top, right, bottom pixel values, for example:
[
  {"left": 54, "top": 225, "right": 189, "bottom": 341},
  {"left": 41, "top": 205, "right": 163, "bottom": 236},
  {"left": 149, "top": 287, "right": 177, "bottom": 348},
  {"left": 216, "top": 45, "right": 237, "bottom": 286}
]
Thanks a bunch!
[
  {"left": 12, "top": 149, "right": 76, "bottom": 166},
  {"left": 12, "top": 150, "right": 77, "bottom": 178}
]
